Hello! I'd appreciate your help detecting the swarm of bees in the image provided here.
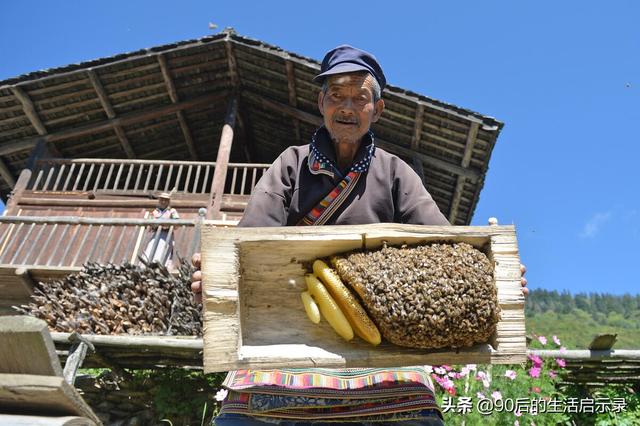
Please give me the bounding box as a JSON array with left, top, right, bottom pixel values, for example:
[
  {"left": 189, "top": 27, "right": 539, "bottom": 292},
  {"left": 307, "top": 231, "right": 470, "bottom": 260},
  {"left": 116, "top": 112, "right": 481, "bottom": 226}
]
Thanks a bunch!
[{"left": 323, "top": 241, "right": 500, "bottom": 349}]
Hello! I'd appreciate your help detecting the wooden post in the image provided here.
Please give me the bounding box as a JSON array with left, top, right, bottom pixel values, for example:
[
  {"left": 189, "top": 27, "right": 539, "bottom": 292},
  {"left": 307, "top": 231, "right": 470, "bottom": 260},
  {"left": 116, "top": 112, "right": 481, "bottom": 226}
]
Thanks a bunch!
[
  {"left": 4, "top": 169, "right": 31, "bottom": 215},
  {"left": 207, "top": 97, "right": 237, "bottom": 219}
]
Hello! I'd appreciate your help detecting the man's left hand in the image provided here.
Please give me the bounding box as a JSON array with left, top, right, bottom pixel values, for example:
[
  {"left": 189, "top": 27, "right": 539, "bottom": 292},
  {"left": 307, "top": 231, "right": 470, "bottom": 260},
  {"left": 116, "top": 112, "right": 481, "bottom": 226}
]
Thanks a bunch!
[{"left": 521, "top": 264, "right": 528, "bottom": 297}]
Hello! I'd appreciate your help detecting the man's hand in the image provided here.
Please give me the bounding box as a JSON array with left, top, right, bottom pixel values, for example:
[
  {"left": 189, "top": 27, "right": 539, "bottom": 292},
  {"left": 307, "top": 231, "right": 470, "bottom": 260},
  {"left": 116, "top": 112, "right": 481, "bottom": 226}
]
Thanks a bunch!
[
  {"left": 521, "top": 264, "right": 528, "bottom": 297},
  {"left": 191, "top": 253, "right": 202, "bottom": 304}
]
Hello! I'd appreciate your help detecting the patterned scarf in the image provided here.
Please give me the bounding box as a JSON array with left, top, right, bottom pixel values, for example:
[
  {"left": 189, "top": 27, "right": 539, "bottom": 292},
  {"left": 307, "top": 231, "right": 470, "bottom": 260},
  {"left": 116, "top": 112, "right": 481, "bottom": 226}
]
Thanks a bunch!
[{"left": 298, "top": 128, "right": 376, "bottom": 226}]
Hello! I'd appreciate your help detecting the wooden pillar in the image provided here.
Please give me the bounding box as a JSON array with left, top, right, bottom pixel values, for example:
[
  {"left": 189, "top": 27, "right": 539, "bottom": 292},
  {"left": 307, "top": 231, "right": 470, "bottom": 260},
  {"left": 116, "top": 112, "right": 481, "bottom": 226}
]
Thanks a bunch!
[
  {"left": 4, "top": 169, "right": 31, "bottom": 215},
  {"left": 207, "top": 97, "right": 238, "bottom": 219}
]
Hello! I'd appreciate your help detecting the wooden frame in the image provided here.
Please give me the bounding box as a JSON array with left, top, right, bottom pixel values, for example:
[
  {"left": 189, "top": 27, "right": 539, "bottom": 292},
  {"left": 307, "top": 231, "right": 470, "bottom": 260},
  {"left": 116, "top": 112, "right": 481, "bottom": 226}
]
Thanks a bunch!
[{"left": 201, "top": 223, "right": 525, "bottom": 373}]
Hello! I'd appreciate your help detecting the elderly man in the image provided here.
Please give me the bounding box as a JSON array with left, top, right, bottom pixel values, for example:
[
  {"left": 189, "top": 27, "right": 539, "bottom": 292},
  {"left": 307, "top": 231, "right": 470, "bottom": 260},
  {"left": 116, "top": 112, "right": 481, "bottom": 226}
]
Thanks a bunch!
[{"left": 192, "top": 45, "right": 527, "bottom": 425}]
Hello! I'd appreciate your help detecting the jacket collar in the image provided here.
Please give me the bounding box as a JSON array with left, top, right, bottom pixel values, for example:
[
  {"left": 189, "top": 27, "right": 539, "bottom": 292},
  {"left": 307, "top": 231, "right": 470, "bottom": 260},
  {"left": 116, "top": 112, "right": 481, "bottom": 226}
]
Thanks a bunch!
[{"left": 307, "top": 126, "right": 376, "bottom": 179}]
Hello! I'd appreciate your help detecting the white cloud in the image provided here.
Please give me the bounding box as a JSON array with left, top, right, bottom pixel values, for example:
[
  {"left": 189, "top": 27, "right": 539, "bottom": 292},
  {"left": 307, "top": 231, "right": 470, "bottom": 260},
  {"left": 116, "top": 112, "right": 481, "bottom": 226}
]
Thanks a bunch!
[{"left": 579, "top": 211, "right": 612, "bottom": 238}]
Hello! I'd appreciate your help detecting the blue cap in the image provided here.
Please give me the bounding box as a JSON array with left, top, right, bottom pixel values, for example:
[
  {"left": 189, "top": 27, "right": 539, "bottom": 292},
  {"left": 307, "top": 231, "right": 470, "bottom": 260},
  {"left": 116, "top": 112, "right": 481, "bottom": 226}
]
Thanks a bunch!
[{"left": 313, "top": 45, "right": 386, "bottom": 91}]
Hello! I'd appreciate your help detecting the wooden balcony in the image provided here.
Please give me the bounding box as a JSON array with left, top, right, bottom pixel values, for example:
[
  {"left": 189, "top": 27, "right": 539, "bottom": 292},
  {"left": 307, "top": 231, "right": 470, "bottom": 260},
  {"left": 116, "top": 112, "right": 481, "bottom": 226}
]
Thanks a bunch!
[
  {"left": 0, "top": 158, "right": 271, "bottom": 314},
  {"left": 5, "top": 158, "right": 270, "bottom": 221}
]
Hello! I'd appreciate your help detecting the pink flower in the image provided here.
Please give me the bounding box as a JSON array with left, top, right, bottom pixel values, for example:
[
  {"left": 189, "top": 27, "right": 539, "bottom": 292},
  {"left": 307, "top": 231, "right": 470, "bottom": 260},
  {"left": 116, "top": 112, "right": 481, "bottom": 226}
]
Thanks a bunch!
[
  {"left": 529, "top": 367, "right": 541, "bottom": 378},
  {"left": 538, "top": 336, "right": 547, "bottom": 345},
  {"left": 434, "top": 367, "right": 446, "bottom": 375},
  {"left": 553, "top": 335, "right": 561, "bottom": 345},
  {"left": 528, "top": 354, "right": 543, "bottom": 367},
  {"left": 514, "top": 410, "right": 522, "bottom": 417},
  {"left": 548, "top": 370, "right": 557, "bottom": 378},
  {"left": 559, "top": 346, "right": 567, "bottom": 354},
  {"left": 504, "top": 370, "right": 517, "bottom": 380},
  {"left": 442, "top": 365, "right": 452, "bottom": 371},
  {"left": 514, "top": 421, "right": 520, "bottom": 426},
  {"left": 556, "top": 358, "right": 566, "bottom": 368},
  {"left": 465, "top": 364, "right": 477, "bottom": 371},
  {"left": 532, "top": 386, "right": 541, "bottom": 393},
  {"left": 491, "top": 391, "right": 502, "bottom": 401},
  {"left": 477, "top": 392, "right": 486, "bottom": 399}
]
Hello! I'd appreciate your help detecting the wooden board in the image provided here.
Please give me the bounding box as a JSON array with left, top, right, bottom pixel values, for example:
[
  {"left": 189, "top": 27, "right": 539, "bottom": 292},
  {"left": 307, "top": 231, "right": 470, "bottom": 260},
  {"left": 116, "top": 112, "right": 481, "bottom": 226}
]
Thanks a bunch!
[
  {"left": 0, "top": 374, "right": 101, "bottom": 425},
  {"left": 201, "top": 223, "right": 526, "bottom": 372},
  {"left": 0, "top": 316, "right": 63, "bottom": 376}
]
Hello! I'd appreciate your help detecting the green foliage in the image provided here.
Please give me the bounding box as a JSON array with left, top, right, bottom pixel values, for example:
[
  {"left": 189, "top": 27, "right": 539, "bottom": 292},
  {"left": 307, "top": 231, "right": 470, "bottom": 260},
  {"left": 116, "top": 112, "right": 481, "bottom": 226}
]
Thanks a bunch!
[
  {"left": 128, "top": 369, "right": 226, "bottom": 424},
  {"left": 526, "top": 290, "right": 640, "bottom": 348}
]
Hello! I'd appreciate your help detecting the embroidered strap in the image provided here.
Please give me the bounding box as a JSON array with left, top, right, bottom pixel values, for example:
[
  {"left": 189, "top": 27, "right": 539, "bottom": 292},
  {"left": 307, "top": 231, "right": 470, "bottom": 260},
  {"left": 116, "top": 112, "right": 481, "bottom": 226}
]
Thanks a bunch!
[{"left": 298, "top": 129, "right": 375, "bottom": 226}]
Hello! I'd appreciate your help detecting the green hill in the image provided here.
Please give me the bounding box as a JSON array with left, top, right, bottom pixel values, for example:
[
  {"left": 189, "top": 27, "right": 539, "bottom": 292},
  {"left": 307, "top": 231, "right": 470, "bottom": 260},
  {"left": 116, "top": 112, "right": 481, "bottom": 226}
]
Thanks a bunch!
[{"left": 525, "top": 289, "right": 640, "bottom": 349}]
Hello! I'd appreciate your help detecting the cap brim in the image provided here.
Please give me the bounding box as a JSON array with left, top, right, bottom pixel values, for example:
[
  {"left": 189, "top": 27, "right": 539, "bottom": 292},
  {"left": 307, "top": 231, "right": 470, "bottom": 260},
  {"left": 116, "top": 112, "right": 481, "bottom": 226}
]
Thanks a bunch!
[{"left": 313, "top": 63, "right": 371, "bottom": 83}]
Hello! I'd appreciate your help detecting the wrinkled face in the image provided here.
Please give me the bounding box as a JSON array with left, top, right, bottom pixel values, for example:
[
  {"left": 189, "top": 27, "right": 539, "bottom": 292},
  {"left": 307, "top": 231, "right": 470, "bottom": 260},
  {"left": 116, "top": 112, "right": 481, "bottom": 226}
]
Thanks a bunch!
[
  {"left": 158, "top": 198, "right": 170, "bottom": 209},
  {"left": 318, "top": 73, "right": 384, "bottom": 145}
]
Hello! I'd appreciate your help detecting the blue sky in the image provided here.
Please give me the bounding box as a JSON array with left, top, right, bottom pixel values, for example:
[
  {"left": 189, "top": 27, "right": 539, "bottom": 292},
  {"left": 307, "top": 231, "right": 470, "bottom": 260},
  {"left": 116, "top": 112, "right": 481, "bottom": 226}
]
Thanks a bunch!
[{"left": 1, "top": 1, "right": 638, "bottom": 295}]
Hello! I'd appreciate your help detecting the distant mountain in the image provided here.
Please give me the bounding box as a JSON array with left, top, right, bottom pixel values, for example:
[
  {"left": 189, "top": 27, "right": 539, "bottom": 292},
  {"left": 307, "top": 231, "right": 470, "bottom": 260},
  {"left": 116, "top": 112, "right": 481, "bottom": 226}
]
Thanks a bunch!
[{"left": 525, "top": 289, "right": 640, "bottom": 349}]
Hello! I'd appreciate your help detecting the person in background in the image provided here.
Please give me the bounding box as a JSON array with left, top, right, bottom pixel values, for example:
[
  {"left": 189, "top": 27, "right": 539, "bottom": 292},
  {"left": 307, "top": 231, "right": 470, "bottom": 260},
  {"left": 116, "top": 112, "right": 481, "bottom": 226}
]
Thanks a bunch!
[{"left": 143, "top": 192, "right": 179, "bottom": 268}]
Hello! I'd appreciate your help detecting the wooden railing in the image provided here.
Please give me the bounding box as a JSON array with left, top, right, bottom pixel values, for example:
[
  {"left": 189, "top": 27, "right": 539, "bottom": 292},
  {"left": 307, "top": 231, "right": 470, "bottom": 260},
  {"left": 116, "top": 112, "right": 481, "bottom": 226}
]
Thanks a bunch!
[
  {"left": 26, "top": 158, "right": 270, "bottom": 197},
  {"left": 0, "top": 215, "right": 215, "bottom": 269}
]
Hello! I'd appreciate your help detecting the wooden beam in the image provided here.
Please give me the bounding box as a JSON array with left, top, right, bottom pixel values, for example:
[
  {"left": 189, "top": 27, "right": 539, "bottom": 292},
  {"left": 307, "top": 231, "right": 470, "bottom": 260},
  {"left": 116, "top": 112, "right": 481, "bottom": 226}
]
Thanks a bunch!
[
  {"left": 285, "top": 60, "right": 302, "bottom": 144},
  {"left": 225, "top": 39, "right": 240, "bottom": 88},
  {"left": 176, "top": 111, "right": 198, "bottom": 160},
  {"left": 86, "top": 69, "right": 135, "bottom": 158},
  {"left": 410, "top": 103, "right": 425, "bottom": 151},
  {"left": 157, "top": 54, "right": 199, "bottom": 160},
  {"left": 0, "top": 157, "right": 15, "bottom": 187},
  {"left": 245, "top": 92, "right": 480, "bottom": 183},
  {"left": 208, "top": 97, "right": 237, "bottom": 219},
  {"left": 157, "top": 54, "right": 178, "bottom": 103},
  {"left": 86, "top": 70, "right": 115, "bottom": 119},
  {"left": 448, "top": 122, "right": 479, "bottom": 223},
  {"left": 10, "top": 86, "right": 47, "bottom": 135},
  {"left": 113, "top": 126, "right": 135, "bottom": 158},
  {"left": 0, "top": 92, "right": 229, "bottom": 156}
]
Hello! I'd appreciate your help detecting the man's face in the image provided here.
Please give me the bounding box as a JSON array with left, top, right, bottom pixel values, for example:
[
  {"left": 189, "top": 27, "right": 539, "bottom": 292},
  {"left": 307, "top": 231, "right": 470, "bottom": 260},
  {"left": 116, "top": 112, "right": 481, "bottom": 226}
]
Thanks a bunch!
[
  {"left": 318, "top": 73, "right": 384, "bottom": 145},
  {"left": 158, "top": 198, "right": 170, "bottom": 209}
]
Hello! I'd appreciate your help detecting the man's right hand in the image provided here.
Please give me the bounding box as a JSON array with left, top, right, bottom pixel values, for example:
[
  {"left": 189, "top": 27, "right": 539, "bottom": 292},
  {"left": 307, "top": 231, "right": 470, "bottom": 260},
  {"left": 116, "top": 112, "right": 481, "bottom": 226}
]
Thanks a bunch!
[{"left": 191, "top": 253, "right": 202, "bottom": 304}]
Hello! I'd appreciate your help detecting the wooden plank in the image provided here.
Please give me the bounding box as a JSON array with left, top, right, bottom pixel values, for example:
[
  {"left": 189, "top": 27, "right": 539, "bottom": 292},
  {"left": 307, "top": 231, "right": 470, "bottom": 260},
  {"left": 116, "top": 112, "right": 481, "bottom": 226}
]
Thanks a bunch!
[
  {"left": 10, "top": 86, "right": 47, "bottom": 135},
  {"left": 0, "top": 316, "right": 63, "bottom": 376},
  {"left": 0, "top": 374, "right": 101, "bottom": 425},
  {"left": 201, "top": 223, "right": 525, "bottom": 372},
  {"left": 207, "top": 97, "right": 237, "bottom": 219},
  {"left": 0, "top": 92, "right": 229, "bottom": 156}
]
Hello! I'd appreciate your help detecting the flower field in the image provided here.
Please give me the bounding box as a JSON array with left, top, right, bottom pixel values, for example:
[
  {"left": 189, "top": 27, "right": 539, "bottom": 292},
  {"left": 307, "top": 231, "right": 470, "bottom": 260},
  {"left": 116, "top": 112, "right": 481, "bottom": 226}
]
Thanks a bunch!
[{"left": 431, "top": 335, "right": 640, "bottom": 425}]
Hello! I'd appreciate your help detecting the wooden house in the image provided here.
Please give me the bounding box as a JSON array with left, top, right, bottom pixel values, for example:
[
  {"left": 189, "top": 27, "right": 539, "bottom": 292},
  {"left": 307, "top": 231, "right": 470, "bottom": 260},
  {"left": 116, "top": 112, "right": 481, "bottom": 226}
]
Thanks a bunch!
[{"left": 0, "top": 30, "right": 504, "bottom": 313}]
